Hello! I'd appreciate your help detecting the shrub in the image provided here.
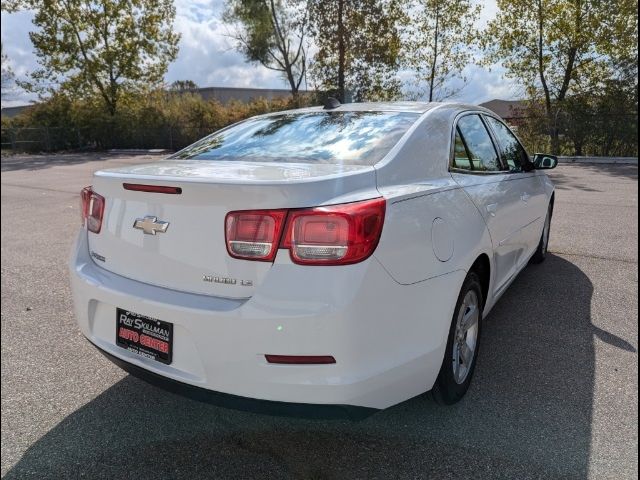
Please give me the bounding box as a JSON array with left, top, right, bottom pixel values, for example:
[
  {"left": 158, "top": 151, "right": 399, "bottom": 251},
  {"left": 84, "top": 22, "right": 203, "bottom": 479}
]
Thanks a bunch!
[{"left": 1, "top": 90, "right": 318, "bottom": 152}]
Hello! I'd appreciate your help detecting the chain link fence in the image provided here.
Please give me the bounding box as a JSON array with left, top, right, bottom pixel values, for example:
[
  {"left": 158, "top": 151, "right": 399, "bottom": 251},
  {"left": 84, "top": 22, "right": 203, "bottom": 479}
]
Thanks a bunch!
[{"left": 1, "top": 124, "right": 216, "bottom": 153}]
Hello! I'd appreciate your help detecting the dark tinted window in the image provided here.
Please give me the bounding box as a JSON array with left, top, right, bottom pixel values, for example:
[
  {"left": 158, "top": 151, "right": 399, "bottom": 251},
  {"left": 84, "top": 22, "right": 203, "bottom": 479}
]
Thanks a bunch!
[
  {"left": 171, "top": 111, "right": 419, "bottom": 166},
  {"left": 455, "top": 115, "right": 501, "bottom": 172},
  {"left": 452, "top": 129, "right": 473, "bottom": 170},
  {"left": 484, "top": 116, "right": 530, "bottom": 172}
]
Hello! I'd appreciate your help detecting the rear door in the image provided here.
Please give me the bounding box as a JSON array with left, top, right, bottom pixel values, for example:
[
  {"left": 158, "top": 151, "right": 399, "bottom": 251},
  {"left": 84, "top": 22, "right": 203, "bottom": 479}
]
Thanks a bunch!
[
  {"left": 450, "top": 114, "right": 525, "bottom": 294},
  {"left": 483, "top": 115, "right": 548, "bottom": 268}
]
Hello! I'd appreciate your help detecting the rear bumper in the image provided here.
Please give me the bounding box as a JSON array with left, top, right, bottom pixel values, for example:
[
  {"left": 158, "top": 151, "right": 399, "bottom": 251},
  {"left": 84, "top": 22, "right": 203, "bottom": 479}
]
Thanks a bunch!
[
  {"left": 70, "top": 230, "right": 465, "bottom": 411},
  {"left": 90, "top": 340, "right": 377, "bottom": 420}
]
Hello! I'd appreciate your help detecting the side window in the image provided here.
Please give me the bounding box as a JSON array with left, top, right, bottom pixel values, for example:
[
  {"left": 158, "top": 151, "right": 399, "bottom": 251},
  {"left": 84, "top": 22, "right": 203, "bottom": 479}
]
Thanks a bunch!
[
  {"left": 456, "top": 115, "right": 501, "bottom": 172},
  {"left": 452, "top": 128, "right": 473, "bottom": 170},
  {"left": 484, "top": 116, "right": 530, "bottom": 172}
]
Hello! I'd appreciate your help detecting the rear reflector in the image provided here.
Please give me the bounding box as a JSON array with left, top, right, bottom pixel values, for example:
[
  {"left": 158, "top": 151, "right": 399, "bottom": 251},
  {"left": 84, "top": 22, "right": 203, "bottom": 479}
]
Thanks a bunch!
[
  {"left": 225, "top": 210, "right": 288, "bottom": 261},
  {"left": 265, "top": 355, "right": 336, "bottom": 365},
  {"left": 123, "top": 183, "right": 182, "bottom": 194},
  {"left": 80, "top": 186, "right": 105, "bottom": 234}
]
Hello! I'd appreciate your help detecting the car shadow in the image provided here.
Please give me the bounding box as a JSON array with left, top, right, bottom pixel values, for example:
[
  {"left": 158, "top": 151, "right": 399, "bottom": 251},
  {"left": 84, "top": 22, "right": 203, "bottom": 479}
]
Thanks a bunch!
[
  {"left": 551, "top": 163, "right": 638, "bottom": 192},
  {"left": 577, "top": 163, "right": 637, "bottom": 182},
  {"left": 4, "top": 254, "right": 601, "bottom": 479}
]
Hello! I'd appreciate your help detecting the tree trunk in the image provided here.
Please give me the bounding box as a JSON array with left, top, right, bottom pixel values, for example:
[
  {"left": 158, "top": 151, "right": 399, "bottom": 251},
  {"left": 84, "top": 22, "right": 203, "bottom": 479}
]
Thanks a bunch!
[
  {"left": 337, "top": 0, "right": 346, "bottom": 102},
  {"left": 428, "top": 1, "right": 440, "bottom": 102},
  {"left": 549, "top": 113, "right": 560, "bottom": 154},
  {"left": 537, "top": 0, "right": 559, "bottom": 155}
]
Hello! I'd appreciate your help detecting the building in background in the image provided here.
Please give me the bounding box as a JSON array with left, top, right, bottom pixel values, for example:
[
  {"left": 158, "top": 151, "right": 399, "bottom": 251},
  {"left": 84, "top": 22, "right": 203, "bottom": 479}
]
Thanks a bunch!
[
  {"left": 195, "top": 86, "right": 308, "bottom": 104},
  {"left": 0, "top": 105, "right": 32, "bottom": 118},
  {"left": 479, "top": 99, "right": 527, "bottom": 126}
]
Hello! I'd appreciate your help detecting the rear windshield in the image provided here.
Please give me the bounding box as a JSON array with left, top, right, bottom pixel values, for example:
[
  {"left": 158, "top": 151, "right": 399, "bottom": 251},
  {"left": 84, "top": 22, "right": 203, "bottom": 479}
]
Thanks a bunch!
[{"left": 171, "top": 111, "right": 419, "bottom": 166}]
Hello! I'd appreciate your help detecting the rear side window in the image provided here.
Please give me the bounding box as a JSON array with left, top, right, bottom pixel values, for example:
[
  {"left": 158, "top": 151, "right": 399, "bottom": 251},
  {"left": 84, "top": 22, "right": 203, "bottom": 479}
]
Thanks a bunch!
[
  {"left": 455, "top": 115, "right": 501, "bottom": 172},
  {"left": 484, "top": 116, "right": 530, "bottom": 172},
  {"left": 171, "top": 111, "right": 419, "bottom": 166},
  {"left": 452, "top": 129, "right": 473, "bottom": 170}
]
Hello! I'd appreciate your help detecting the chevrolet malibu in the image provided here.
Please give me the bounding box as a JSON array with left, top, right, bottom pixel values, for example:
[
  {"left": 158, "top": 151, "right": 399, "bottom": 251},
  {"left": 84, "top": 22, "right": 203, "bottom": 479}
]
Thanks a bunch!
[{"left": 70, "top": 101, "right": 557, "bottom": 419}]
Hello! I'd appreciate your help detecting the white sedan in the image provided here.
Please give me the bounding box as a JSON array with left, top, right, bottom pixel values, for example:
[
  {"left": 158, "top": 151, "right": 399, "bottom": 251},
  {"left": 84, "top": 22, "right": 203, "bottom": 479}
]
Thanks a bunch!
[{"left": 70, "top": 101, "right": 557, "bottom": 419}]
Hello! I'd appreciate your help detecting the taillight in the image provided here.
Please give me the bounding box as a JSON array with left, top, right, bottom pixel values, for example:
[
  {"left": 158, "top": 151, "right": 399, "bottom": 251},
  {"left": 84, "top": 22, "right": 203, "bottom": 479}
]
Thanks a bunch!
[
  {"left": 282, "top": 198, "right": 386, "bottom": 265},
  {"left": 225, "top": 198, "right": 385, "bottom": 265},
  {"left": 225, "top": 210, "right": 287, "bottom": 261},
  {"left": 80, "top": 186, "right": 105, "bottom": 234}
]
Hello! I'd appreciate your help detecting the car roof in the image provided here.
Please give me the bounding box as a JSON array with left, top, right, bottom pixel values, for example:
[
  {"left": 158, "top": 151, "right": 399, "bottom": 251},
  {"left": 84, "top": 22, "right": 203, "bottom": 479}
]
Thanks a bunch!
[{"left": 264, "top": 101, "right": 496, "bottom": 116}]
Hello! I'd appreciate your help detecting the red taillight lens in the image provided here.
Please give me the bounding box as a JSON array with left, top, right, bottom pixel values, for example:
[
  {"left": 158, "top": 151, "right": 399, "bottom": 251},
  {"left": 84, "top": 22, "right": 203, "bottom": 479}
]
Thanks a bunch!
[
  {"left": 225, "top": 198, "right": 385, "bottom": 265},
  {"left": 80, "top": 186, "right": 92, "bottom": 224},
  {"left": 80, "top": 186, "right": 105, "bottom": 234},
  {"left": 282, "top": 198, "right": 386, "bottom": 265},
  {"left": 225, "top": 210, "right": 287, "bottom": 261}
]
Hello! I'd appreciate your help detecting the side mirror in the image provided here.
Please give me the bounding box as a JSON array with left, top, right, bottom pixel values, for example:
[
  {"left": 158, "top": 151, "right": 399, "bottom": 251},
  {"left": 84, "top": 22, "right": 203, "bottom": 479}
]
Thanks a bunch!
[{"left": 532, "top": 153, "right": 559, "bottom": 170}]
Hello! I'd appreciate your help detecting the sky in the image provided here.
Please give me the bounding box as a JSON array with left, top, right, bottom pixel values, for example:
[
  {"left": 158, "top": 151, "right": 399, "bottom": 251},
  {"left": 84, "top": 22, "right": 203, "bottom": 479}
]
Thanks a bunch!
[{"left": 1, "top": 0, "right": 521, "bottom": 107}]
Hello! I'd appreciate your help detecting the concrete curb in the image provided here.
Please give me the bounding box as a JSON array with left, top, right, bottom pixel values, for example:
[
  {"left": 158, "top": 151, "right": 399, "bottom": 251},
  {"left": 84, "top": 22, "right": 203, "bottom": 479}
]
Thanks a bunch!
[
  {"left": 558, "top": 156, "right": 638, "bottom": 165},
  {"left": 107, "top": 149, "right": 171, "bottom": 155}
]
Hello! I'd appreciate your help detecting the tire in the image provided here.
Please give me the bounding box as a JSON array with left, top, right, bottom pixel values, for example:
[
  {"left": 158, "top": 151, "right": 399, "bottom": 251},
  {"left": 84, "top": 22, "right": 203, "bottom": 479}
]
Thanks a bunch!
[
  {"left": 432, "top": 272, "right": 483, "bottom": 405},
  {"left": 530, "top": 201, "right": 553, "bottom": 264}
]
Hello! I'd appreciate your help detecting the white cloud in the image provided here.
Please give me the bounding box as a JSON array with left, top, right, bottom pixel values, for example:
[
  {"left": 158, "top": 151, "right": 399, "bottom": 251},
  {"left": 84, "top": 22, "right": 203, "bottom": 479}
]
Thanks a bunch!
[
  {"left": 165, "top": 0, "right": 286, "bottom": 88},
  {"left": 1, "top": 0, "right": 518, "bottom": 107},
  {"left": 1, "top": 10, "right": 39, "bottom": 106}
]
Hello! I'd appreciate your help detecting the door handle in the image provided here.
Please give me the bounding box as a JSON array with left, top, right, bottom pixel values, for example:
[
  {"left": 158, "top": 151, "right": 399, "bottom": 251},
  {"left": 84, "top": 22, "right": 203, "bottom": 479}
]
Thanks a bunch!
[
  {"left": 521, "top": 193, "right": 531, "bottom": 202},
  {"left": 486, "top": 203, "right": 498, "bottom": 217}
]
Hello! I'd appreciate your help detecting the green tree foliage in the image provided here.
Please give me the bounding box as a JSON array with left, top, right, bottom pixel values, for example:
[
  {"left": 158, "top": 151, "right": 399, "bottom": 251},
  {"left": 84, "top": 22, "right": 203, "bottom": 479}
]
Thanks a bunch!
[
  {"left": 7, "top": 0, "right": 180, "bottom": 116},
  {"left": 515, "top": 64, "right": 638, "bottom": 157},
  {"left": 223, "top": 0, "right": 308, "bottom": 95},
  {"left": 403, "top": 0, "right": 481, "bottom": 101},
  {"left": 307, "top": 0, "right": 404, "bottom": 102},
  {"left": 484, "top": 0, "right": 637, "bottom": 154},
  {"left": 169, "top": 80, "right": 199, "bottom": 92},
  {"left": 1, "top": 90, "right": 318, "bottom": 152},
  {"left": 562, "top": 64, "right": 638, "bottom": 156}
]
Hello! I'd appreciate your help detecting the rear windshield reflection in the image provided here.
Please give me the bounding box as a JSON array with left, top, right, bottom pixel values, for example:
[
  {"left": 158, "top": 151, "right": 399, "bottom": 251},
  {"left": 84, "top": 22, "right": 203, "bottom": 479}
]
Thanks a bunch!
[{"left": 171, "top": 111, "right": 419, "bottom": 166}]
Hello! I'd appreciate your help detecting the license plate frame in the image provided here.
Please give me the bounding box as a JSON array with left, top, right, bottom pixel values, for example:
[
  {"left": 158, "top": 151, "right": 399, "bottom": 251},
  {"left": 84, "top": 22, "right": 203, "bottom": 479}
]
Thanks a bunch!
[{"left": 116, "top": 308, "right": 173, "bottom": 365}]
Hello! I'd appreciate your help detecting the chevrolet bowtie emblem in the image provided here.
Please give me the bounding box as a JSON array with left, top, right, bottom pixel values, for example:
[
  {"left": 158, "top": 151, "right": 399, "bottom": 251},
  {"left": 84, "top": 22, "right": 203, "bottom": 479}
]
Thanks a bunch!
[{"left": 133, "top": 216, "right": 169, "bottom": 235}]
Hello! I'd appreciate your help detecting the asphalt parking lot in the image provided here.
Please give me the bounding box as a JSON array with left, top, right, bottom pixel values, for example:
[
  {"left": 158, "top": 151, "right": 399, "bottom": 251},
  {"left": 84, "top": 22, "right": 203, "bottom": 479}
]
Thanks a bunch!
[{"left": 1, "top": 153, "right": 638, "bottom": 479}]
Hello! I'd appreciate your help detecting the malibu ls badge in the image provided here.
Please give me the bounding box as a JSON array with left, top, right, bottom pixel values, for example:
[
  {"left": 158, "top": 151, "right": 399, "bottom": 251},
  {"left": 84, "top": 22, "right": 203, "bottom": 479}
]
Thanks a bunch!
[
  {"left": 133, "top": 216, "right": 169, "bottom": 235},
  {"left": 203, "top": 274, "right": 253, "bottom": 287}
]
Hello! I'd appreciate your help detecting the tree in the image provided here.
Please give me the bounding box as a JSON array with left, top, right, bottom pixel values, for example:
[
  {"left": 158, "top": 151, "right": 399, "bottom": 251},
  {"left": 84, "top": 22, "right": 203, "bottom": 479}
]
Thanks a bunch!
[
  {"left": 223, "top": 0, "right": 307, "bottom": 96},
  {"left": 1, "top": 42, "right": 16, "bottom": 101},
  {"left": 307, "top": 0, "right": 404, "bottom": 102},
  {"left": 8, "top": 0, "right": 180, "bottom": 116},
  {"left": 403, "top": 0, "right": 481, "bottom": 102},
  {"left": 484, "top": 0, "right": 636, "bottom": 153},
  {"left": 169, "top": 80, "right": 199, "bottom": 93}
]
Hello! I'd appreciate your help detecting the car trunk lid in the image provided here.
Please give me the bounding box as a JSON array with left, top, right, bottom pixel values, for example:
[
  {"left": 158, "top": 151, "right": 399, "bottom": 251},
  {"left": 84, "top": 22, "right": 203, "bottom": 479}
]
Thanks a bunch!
[{"left": 87, "top": 160, "right": 377, "bottom": 299}]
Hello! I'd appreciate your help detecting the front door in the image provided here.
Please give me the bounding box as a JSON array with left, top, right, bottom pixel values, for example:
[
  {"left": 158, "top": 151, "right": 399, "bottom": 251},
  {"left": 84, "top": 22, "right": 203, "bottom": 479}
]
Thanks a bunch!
[{"left": 483, "top": 116, "right": 548, "bottom": 268}]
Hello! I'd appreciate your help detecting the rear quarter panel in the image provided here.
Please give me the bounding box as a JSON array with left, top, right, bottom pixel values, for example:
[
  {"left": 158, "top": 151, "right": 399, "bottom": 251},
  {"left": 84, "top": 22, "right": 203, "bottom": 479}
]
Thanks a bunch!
[
  {"left": 373, "top": 104, "right": 494, "bottom": 287},
  {"left": 374, "top": 182, "right": 492, "bottom": 286}
]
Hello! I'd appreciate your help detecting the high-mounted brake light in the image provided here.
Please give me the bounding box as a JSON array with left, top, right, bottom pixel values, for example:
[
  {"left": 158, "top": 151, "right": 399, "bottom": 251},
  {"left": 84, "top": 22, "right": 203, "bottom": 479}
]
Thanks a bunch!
[
  {"left": 225, "top": 210, "right": 287, "bottom": 261},
  {"left": 80, "top": 186, "right": 105, "bottom": 234},
  {"left": 123, "top": 183, "right": 182, "bottom": 194},
  {"left": 225, "top": 198, "right": 386, "bottom": 265}
]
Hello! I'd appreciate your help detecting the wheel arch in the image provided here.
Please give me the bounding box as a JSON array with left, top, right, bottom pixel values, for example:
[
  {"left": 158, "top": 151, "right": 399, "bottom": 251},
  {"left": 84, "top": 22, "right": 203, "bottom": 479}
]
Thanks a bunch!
[{"left": 469, "top": 253, "right": 491, "bottom": 309}]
